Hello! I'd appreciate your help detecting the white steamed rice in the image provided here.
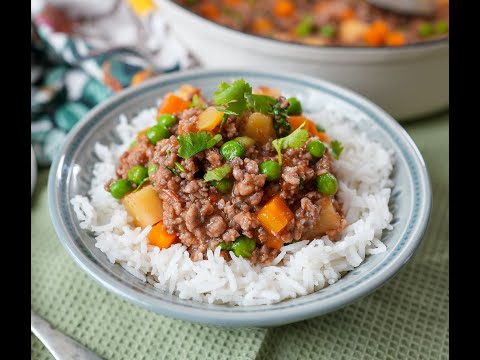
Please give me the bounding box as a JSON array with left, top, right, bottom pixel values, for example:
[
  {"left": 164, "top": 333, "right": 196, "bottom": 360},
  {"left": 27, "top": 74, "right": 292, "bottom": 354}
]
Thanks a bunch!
[{"left": 70, "top": 104, "right": 394, "bottom": 306}]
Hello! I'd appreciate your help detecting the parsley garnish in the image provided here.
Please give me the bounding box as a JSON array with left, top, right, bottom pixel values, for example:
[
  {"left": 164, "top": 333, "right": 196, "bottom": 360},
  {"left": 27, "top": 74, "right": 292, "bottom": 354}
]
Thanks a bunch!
[
  {"left": 271, "top": 101, "right": 291, "bottom": 136},
  {"left": 213, "top": 79, "right": 291, "bottom": 136},
  {"left": 168, "top": 166, "right": 178, "bottom": 176},
  {"left": 175, "top": 162, "right": 185, "bottom": 173},
  {"left": 177, "top": 132, "right": 222, "bottom": 159},
  {"left": 316, "top": 124, "right": 325, "bottom": 132},
  {"left": 272, "top": 122, "right": 309, "bottom": 165},
  {"left": 204, "top": 165, "right": 232, "bottom": 182},
  {"left": 189, "top": 94, "right": 205, "bottom": 109},
  {"left": 330, "top": 140, "right": 344, "bottom": 160},
  {"left": 133, "top": 178, "right": 149, "bottom": 192},
  {"left": 213, "top": 79, "right": 252, "bottom": 116},
  {"left": 245, "top": 93, "right": 276, "bottom": 114}
]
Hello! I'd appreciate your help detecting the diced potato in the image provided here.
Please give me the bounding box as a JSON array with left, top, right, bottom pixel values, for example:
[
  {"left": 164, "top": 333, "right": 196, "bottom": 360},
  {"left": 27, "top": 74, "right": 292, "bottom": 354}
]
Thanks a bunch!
[
  {"left": 234, "top": 136, "right": 256, "bottom": 150},
  {"left": 176, "top": 84, "right": 200, "bottom": 101},
  {"left": 244, "top": 112, "right": 276, "bottom": 144},
  {"left": 197, "top": 106, "right": 223, "bottom": 131},
  {"left": 304, "top": 198, "right": 343, "bottom": 239},
  {"left": 339, "top": 19, "right": 369, "bottom": 44},
  {"left": 121, "top": 184, "right": 163, "bottom": 228}
]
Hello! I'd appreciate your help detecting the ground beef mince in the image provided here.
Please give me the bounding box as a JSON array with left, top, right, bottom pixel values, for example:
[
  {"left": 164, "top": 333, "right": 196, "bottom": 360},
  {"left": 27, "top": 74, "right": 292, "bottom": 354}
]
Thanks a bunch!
[
  {"left": 176, "top": 0, "right": 449, "bottom": 47},
  {"left": 108, "top": 82, "right": 347, "bottom": 265}
]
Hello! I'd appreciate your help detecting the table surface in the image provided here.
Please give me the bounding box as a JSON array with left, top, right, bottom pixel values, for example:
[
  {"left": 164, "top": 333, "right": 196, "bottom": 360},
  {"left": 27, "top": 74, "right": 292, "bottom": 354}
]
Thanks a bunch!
[{"left": 31, "top": 112, "right": 449, "bottom": 360}]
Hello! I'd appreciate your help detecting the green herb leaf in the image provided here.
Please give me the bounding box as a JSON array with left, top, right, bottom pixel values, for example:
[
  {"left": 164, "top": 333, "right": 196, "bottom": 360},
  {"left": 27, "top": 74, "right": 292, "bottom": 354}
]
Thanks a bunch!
[
  {"left": 213, "top": 79, "right": 252, "bottom": 116},
  {"left": 168, "top": 166, "right": 179, "bottom": 176},
  {"left": 215, "top": 107, "right": 239, "bottom": 116},
  {"left": 175, "top": 162, "right": 186, "bottom": 173},
  {"left": 189, "top": 94, "right": 200, "bottom": 108},
  {"left": 177, "top": 132, "right": 223, "bottom": 159},
  {"left": 272, "top": 122, "right": 309, "bottom": 165},
  {"left": 272, "top": 101, "right": 291, "bottom": 136},
  {"left": 219, "top": 113, "right": 230, "bottom": 131},
  {"left": 133, "top": 178, "right": 149, "bottom": 193},
  {"left": 316, "top": 124, "right": 325, "bottom": 132},
  {"left": 204, "top": 165, "right": 232, "bottom": 182},
  {"left": 330, "top": 140, "right": 344, "bottom": 160},
  {"left": 296, "top": 15, "right": 314, "bottom": 37},
  {"left": 245, "top": 93, "right": 276, "bottom": 114}
]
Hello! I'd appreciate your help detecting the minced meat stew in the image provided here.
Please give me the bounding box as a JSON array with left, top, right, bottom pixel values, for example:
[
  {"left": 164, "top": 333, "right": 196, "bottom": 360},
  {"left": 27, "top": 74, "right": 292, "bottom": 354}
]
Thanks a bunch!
[
  {"left": 106, "top": 80, "right": 347, "bottom": 265},
  {"left": 175, "top": 0, "right": 449, "bottom": 47}
]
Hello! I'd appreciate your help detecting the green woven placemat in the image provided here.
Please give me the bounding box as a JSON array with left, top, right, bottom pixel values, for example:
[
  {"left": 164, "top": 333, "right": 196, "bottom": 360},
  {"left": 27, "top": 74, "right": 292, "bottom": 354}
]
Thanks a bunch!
[{"left": 31, "top": 114, "right": 449, "bottom": 360}]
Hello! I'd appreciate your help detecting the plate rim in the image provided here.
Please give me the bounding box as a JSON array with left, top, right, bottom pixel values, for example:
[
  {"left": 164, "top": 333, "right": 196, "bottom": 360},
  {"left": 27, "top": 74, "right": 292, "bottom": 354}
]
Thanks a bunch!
[
  {"left": 48, "top": 68, "right": 432, "bottom": 327},
  {"left": 31, "top": 145, "right": 37, "bottom": 197}
]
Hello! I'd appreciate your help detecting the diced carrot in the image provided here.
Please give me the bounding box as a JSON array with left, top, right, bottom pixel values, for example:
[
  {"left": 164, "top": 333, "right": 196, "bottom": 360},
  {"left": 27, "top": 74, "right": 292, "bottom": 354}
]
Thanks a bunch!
[
  {"left": 252, "top": 17, "right": 273, "bottom": 35},
  {"left": 288, "top": 116, "right": 319, "bottom": 136},
  {"left": 223, "top": 0, "right": 240, "bottom": 5},
  {"left": 363, "top": 20, "right": 389, "bottom": 46},
  {"left": 265, "top": 234, "right": 285, "bottom": 250},
  {"left": 340, "top": 7, "right": 355, "bottom": 21},
  {"left": 137, "top": 127, "right": 151, "bottom": 139},
  {"left": 197, "top": 106, "right": 224, "bottom": 131},
  {"left": 317, "top": 131, "right": 330, "bottom": 143},
  {"left": 274, "top": 0, "right": 295, "bottom": 17},
  {"left": 198, "top": 2, "right": 221, "bottom": 20},
  {"left": 257, "top": 195, "right": 294, "bottom": 235},
  {"left": 157, "top": 93, "right": 190, "bottom": 115},
  {"left": 385, "top": 31, "right": 406, "bottom": 46},
  {"left": 254, "top": 86, "right": 281, "bottom": 97},
  {"left": 148, "top": 221, "right": 177, "bottom": 249}
]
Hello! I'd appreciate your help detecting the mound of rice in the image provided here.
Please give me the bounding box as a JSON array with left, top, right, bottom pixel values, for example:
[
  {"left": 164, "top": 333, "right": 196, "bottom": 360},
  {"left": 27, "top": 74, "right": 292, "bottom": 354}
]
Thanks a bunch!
[{"left": 71, "top": 105, "right": 394, "bottom": 306}]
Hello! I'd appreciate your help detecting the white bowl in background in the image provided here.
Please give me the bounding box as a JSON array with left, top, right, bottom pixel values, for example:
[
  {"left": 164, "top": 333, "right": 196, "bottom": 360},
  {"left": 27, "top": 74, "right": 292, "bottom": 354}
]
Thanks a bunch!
[{"left": 156, "top": 0, "right": 448, "bottom": 121}]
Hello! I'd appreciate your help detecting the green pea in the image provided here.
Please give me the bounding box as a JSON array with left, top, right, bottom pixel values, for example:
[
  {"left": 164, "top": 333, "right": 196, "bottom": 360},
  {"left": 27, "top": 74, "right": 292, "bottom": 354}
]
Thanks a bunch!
[
  {"left": 128, "top": 165, "right": 148, "bottom": 185},
  {"left": 435, "top": 20, "right": 449, "bottom": 34},
  {"left": 148, "top": 164, "right": 158, "bottom": 176},
  {"left": 418, "top": 23, "right": 433, "bottom": 37},
  {"left": 211, "top": 179, "right": 233, "bottom": 194},
  {"left": 157, "top": 114, "right": 176, "bottom": 128},
  {"left": 307, "top": 140, "right": 326, "bottom": 158},
  {"left": 287, "top": 97, "right": 302, "bottom": 116},
  {"left": 219, "top": 242, "right": 232, "bottom": 251},
  {"left": 320, "top": 24, "right": 336, "bottom": 38},
  {"left": 316, "top": 173, "right": 338, "bottom": 195},
  {"left": 220, "top": 140, "right": 245, "bottom": 161},
  {"left": 259, "top": 160, "right": 282, "bottom": 181},
  {"left": 110, "top": 179, "right": 132, "bottom": 199},
  {"left": 146, "top": 125, "right": 169, "bottom": 145},
  {"left": 231, "top": 236, "right": 257, "bottom": 258}
]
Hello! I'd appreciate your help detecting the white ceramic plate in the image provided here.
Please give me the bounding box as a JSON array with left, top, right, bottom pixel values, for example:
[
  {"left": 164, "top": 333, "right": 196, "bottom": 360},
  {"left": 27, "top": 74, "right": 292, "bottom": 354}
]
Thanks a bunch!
[{"left": 49, "top": 69, "right": 432, "bottom": 327}]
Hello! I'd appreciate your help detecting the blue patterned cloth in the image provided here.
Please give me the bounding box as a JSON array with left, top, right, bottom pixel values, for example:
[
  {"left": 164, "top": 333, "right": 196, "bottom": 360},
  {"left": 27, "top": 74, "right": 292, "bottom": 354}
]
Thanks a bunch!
[{"left": 31, "top": 0, "right": 190, "bottom": 166}]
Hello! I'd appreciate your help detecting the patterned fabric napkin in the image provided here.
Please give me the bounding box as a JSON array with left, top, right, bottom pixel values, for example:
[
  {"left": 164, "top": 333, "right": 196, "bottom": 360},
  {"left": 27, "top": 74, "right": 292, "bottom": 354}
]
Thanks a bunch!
[{"left": 31, "top": 0, "right": 193, "bottom": 166}]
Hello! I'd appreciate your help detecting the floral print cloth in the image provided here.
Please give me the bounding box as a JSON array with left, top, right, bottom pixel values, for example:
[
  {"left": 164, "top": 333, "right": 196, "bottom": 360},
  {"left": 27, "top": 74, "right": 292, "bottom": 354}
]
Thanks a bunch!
[{"left": 31, "top": 0, "right": 192, "bottom": 166}]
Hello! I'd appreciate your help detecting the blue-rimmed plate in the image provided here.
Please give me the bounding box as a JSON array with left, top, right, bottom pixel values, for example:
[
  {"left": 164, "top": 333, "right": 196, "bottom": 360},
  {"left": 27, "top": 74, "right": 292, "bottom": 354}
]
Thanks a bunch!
[{"left": 48, "top": 69, "right": 431, "bottom": 327}]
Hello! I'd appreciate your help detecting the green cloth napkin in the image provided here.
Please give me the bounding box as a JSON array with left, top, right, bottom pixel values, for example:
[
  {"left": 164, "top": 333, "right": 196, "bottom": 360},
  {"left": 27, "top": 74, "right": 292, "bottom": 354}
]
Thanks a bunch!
[{"left": 31, "top": 113, "right": 448, "bottom": 359}]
